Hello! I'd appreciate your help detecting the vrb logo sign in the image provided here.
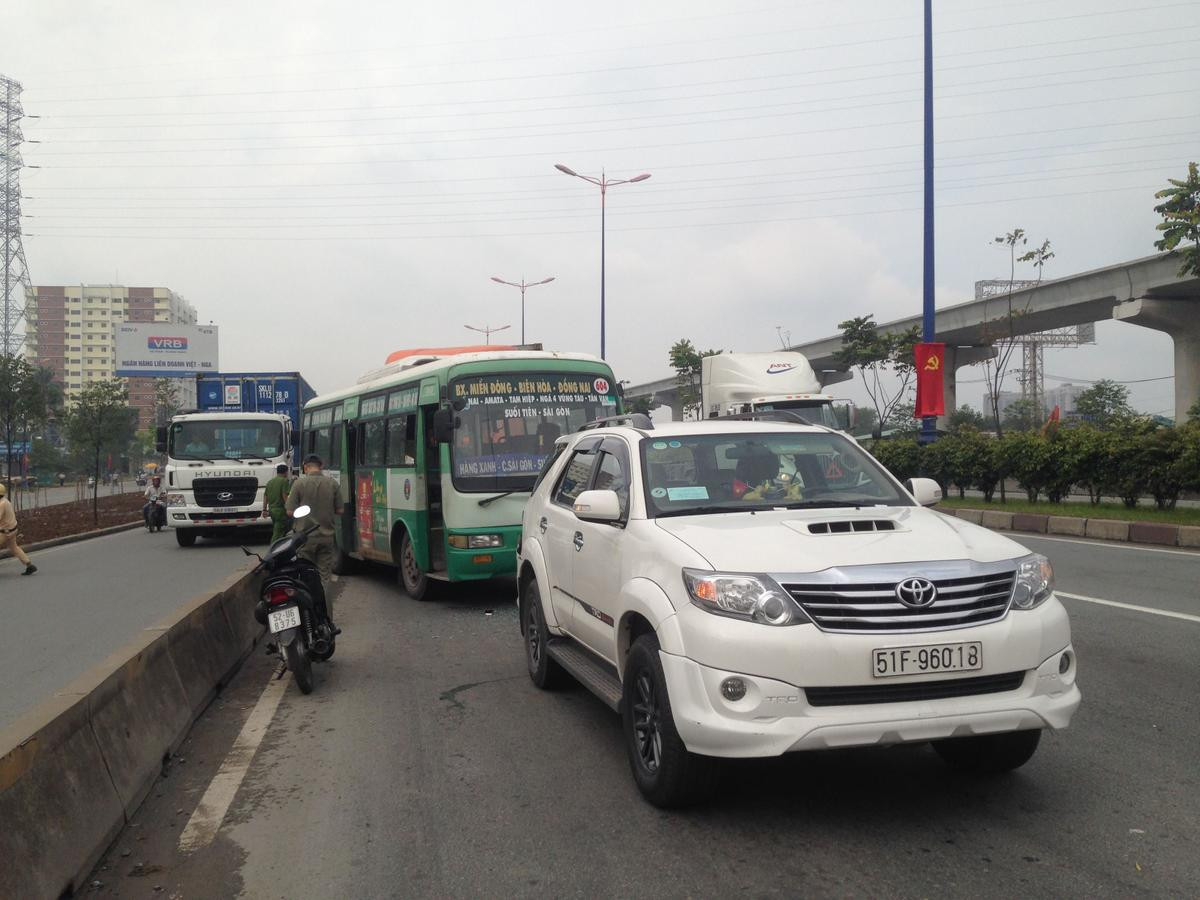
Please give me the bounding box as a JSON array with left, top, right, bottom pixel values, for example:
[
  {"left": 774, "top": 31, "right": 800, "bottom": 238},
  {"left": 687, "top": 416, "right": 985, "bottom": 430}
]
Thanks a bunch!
[{"left": 148, "top": 336, "right": 189, "bottom": 351}]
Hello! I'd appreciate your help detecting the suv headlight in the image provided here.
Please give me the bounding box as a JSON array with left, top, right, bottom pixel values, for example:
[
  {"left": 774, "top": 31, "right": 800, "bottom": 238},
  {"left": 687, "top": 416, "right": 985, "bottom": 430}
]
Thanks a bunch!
[
  {"left": 1011, "top": 553, "right": 1054, "bottom": 610},
  {"left": 682, "top": 569, "right": 806, "bottom": 626}
]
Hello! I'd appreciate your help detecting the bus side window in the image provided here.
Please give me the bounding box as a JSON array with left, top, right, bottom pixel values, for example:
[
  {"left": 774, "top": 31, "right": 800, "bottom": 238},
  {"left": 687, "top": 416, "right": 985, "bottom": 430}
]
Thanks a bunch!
[
  {"left": 386, "top": 415, "right": 413, "bottom": 467},
  {"left": 356, "top": 423, "right": 367, "bottom": 467},
  {"left": 329, "top": 425, "right": 342, "bottom": 469},
  {"left": 364, "top": 420, "right": 386, "bottom": 467}
]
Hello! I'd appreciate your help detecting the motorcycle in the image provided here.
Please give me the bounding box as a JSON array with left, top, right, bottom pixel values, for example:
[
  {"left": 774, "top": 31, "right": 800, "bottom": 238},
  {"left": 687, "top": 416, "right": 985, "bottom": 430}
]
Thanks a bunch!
[
  {"left": 245, "top": 505, "right": 335, "bottom": 694},
  {"left": 145, "top": 497, "right": 167, "bottom": 532}
]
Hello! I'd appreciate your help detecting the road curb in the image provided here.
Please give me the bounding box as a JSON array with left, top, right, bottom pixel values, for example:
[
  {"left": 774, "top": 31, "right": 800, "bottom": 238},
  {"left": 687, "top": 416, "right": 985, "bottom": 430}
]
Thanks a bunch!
[
  {"left": 0, "top": 520, "right": 143, "bottom": 560},
  {"left": 0, "top": 565, "right": 262, "bottom": 898},
  {"left": 941, "top": 506, "right": 1197, "bottom": 549}
]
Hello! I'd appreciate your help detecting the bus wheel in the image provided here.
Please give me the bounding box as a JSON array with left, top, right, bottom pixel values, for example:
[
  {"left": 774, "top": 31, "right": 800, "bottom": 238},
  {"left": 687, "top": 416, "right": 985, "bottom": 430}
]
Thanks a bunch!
[{"left": 398, "top": 531, "right": 430, "bottom": 601}]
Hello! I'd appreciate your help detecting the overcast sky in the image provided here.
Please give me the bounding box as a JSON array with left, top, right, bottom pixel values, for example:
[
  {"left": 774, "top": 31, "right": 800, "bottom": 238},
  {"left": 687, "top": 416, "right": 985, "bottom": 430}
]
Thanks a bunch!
[{"left": 3, "top": 0, "right": 1197, "bottom": 416}]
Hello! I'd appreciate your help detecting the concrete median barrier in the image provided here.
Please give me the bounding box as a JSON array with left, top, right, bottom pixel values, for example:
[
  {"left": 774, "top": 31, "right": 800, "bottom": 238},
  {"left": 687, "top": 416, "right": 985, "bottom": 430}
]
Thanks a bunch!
[
  {"left": 980, "top": 510, "right": 1014, "bottom": 530},
  {"left": 0, "top": 565, "right": 262, "bottom": 899},
  {"left": 1085, "top": 518, "right": 1132, "bottom": 542}
]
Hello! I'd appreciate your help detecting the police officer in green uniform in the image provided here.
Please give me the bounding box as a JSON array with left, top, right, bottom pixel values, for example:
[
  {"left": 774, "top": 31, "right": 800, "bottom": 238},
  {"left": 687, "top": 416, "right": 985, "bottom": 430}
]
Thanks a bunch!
[
  {"left": 286, "top": 454, "right": 343, "bottom": 625},
  {"left": 262, "top": 463, "right": 291, "bottom": 543}
]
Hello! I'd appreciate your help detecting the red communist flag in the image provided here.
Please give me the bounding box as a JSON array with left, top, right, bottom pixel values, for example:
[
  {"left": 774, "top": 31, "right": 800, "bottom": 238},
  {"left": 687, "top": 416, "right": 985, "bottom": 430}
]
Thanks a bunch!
[{"left": 913, "top": 342, "right": 946, "bottom": 418}]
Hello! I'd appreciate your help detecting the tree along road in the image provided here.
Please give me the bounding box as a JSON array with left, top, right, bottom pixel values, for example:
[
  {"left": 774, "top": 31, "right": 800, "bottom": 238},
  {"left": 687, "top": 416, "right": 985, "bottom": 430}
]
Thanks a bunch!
[
  {"left": 85, "top": 538, "right": 1199, "bottom": 898},
  {"left": 1, "top": 527, "right": 257, "bottom": 729}
]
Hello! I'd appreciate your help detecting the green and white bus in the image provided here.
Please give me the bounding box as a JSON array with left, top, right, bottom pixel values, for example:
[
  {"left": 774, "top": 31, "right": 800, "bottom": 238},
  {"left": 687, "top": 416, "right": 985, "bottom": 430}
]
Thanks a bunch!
[{"left": 301, "top": 347, "right": 621, "bottom": 598}]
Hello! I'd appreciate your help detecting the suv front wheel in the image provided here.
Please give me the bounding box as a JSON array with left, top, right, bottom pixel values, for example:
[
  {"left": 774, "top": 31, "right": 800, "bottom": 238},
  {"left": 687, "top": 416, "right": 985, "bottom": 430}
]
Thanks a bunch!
[
  {"left": 522, "top": 578, "right": 565, "bottom": 689},
  {"left": 622, "top": 634, "right": 718, "bottom": 808}
]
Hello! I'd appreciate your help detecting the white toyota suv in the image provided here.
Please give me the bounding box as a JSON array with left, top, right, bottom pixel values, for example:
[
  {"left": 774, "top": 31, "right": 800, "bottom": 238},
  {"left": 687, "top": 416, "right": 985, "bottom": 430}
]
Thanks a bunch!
[{"left": 517, "top": 415, "right": 1081, "bottom": 807}]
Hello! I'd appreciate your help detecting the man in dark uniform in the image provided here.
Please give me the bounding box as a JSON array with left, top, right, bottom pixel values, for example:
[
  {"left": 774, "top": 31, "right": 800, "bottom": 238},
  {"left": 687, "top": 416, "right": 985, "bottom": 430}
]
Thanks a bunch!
[{"left": 286, "top": 454, "right": 343, "bottom": 624}]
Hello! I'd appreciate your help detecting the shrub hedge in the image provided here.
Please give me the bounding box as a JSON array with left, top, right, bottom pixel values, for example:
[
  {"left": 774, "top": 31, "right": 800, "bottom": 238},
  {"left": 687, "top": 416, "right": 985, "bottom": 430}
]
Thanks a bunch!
[{"left": 870, "top": 421, "right": 1200, "bottom": 510}]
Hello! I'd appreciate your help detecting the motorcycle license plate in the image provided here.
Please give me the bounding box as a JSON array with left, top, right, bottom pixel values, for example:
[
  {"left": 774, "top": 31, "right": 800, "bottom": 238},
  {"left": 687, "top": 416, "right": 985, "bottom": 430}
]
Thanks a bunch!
[
  {"left": 268, "top": 605, "right": 301, "bottom": 634},
  {"left": 872, "top": 642, "right": 982, "bottom": 678}
]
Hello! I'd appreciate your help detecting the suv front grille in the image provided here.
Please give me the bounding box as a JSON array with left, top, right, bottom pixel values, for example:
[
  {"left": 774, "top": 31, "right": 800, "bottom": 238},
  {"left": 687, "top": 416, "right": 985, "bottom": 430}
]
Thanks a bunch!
[
  {"left": 805, "top": 671, "right": 1026, "bottom": 706},
  {"left": 777, "top": 561, "right": 1016, "bottom": 633},
  {"left": 192, "top": 477, "right": 259, "bottom": 508}
]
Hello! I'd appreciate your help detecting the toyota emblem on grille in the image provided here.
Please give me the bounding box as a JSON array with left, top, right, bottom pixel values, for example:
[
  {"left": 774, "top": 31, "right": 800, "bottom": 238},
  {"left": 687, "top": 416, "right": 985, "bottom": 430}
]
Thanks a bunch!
[
  {"left": 217, "top": 491, "right": 234, "bottom": 502},
  {"left": 896, "top": 577, "right": 937, "bottom": 608}
]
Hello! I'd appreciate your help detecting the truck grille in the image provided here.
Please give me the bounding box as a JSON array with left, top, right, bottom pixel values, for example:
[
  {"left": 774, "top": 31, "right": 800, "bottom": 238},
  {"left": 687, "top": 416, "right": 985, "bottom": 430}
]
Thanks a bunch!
[
  {"left": 192, "top": 477, "right": 259, "bottom": 508},
  {"left": 777, "top": 561, "right": 1016, "bottom": 633},
  {"left": 805, "top": 671, "right": 1025, "bottom": 706}
]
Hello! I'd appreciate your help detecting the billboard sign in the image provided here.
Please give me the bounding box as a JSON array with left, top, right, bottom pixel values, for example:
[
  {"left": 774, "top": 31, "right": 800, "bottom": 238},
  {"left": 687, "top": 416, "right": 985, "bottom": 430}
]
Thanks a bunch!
[{"left": 114, "top": 324, "right": 218, "bottom": 377}]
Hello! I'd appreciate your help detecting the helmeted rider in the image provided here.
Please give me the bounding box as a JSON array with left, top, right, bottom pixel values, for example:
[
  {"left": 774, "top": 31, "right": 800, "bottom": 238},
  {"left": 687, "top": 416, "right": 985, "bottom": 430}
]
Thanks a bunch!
[{"left": 143, "top": 475, "right": 167, "bottom": 527}]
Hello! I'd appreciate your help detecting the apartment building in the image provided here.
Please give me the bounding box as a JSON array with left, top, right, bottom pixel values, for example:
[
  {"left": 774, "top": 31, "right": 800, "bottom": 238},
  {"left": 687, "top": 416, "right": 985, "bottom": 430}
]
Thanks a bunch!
[{"left": 24, "top": 285, "right": 199, "bottom": 428}]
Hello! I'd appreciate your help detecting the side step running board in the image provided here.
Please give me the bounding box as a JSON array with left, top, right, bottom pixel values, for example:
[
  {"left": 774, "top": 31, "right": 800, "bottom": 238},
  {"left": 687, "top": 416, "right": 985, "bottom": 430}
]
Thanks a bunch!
[{"left": 546, "top": 638, "right": 623, "bottom": 712}]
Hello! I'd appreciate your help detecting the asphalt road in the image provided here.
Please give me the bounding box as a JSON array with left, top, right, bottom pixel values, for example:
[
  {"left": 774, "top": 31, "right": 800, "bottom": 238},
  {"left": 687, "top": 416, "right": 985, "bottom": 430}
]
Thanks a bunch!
[
  {"left": 86, "top": 536, "right": 1199, "bottom": 898},
  {"left": 0, "top": 527, "right": 258, "bottom": 730}
]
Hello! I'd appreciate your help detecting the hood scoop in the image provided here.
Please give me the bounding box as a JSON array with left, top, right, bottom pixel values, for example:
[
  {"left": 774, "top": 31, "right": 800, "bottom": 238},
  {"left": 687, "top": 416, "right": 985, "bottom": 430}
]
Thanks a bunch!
[{"left": 796, "top": 519, "right": 899, "bottom": 535}]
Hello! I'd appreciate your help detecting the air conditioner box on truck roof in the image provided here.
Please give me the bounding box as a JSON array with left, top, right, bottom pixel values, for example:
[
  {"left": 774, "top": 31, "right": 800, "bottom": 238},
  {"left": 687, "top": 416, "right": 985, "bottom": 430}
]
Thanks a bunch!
[{"left": 701, "top": 352, "right": 828, "bottom": 416}]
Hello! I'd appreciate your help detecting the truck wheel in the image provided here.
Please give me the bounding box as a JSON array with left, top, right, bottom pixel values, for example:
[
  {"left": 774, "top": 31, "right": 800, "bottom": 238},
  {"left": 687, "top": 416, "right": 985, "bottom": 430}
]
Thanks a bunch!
[
  {"left": 175, "top": 529, "right": 197, "bottom": 547},
  {"left": 622, "top": 634, "right": 719, "bottom": 808},
  {"left": 397, "top": 531, "right": 430, "bottom": 601},
  {"left": 932, "top": 729, "right": 1042, "bottom": 774},
  {"left": 522, "top": 578, "right": 565, "bottom": 689}
]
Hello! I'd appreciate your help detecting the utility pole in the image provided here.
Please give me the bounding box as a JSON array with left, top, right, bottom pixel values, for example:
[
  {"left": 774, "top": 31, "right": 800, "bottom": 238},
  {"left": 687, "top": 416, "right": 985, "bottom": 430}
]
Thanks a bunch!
[
  {"left": 464, "top": 323, "right": 511, "bottom": 345},
  {"left": 1, "top": 75, "right": 32, "bottom": 358},
  {"left": 919, "top": 0, "right": 937, "bottom": 443}
]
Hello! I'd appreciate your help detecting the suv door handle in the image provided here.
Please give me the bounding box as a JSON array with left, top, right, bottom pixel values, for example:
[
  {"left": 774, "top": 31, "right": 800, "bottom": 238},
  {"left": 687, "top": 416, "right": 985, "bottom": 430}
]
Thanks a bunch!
[
  {"left": 539, "top": 516, "right": 548, "bottom": 533},
  {"left": 573, "top": 531, "right": 584, "bottom": 551}
]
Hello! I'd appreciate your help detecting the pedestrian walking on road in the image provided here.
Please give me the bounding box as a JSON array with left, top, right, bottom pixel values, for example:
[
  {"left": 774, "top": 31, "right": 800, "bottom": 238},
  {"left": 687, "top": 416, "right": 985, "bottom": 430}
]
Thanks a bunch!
[
  {"left": 286, "top": 455, "right": 343, "bottom": 623},
  {"left": 263, "top": 463, "right": 292, "bottom": 544},
  {"left": 0, "top": 483, "right": 37, "bottom": 576}
]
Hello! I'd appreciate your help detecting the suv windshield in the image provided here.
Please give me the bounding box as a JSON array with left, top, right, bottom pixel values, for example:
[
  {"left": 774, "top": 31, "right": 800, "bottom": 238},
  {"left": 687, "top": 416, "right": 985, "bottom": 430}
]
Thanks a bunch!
[
  {"left": 640, "top": 431, "right": 910, "bottom": 517},
  {"left": 449, "top": 371, "right": 618, "bottom": 491},
  {"left": 169, "top": 420, "right": 285, "bottom": 460}
]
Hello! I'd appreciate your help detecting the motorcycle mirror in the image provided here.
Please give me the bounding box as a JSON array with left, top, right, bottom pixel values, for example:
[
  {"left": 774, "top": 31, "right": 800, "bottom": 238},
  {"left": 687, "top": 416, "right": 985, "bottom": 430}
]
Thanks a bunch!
[{"left": 292, "top": 504, "right": 312, "bottom": 518}]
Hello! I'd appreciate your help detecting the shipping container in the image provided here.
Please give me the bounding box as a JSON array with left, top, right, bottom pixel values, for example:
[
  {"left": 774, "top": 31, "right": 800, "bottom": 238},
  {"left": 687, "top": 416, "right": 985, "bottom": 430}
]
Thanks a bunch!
[{"left": 195, "top": 371, "right": 317, "bottom": 431}]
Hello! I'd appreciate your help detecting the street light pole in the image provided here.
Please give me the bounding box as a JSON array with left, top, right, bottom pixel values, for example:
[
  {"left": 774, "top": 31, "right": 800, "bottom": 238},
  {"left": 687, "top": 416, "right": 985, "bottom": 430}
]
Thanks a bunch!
[
  {"left": 920, "top": 0, "right": 937, "bottom": 444},
  {"left": 490, "top": 276, "right": 555, "bottom": 344},
  {"left": 464, "top": 323, "right": 511, "bottom": 345},
  {"left": 554, "top": 164, "right": 651, "bottom": 360}
]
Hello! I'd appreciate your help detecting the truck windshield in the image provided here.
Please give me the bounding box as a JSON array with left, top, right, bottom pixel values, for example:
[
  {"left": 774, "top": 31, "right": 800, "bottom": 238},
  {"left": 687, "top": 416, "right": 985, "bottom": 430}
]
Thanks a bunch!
[
  {"left": 640, "top": 431, "right": 911, "bottom": 517},
  {"left": 169, "top": 420, "right": 285, "bottom": 460},
  {"left": 755, "top": 400, "right": 840, "bottom": 429},
  {"left": 449, "top": 372, "right": 619, "bottom": 492}
]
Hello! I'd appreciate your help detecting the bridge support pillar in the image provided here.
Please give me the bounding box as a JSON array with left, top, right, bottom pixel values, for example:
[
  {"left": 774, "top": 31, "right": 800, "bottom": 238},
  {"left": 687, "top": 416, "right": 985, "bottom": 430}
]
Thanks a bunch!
[
  {"left": 939, "top": 346, "right": 997, "bottom": 431},
  {"left": 1113, "top": 298, "right": 1200, "bottom": 423}
]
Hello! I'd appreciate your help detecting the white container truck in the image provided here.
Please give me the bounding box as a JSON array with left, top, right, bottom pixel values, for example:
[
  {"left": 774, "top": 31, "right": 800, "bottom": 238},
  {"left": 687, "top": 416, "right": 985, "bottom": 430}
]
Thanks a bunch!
[
  {"left": 156, "top": 411, "right": 294, "bottom": 547},
  {"left": 701, "top": 352, "right": 852, "bottom": 429}
]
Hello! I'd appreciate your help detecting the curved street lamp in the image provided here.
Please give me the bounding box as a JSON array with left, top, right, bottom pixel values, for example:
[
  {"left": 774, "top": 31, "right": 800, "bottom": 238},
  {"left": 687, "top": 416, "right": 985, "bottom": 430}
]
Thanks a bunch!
[
  {"left": 554, "top": 164, "right": 651, "bottom": 359},
  {"left": 464, "top": 323, "right": 511, "bottom": 345},
  {"left": 489, "top": 276, "right": 555, "bottom": 344}
]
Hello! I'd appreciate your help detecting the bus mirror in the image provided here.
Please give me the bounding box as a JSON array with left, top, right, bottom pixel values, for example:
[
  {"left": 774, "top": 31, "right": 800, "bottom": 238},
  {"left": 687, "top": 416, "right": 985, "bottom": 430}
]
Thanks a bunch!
[
  {"left": 155, "top": 426, "right": 168, "bottom": 454},
  {"left": 433, "top": 407, "right": 457, "bottom": 443},
  {"left": 451, "top": 397, "right": 467, "bottom": 412}
]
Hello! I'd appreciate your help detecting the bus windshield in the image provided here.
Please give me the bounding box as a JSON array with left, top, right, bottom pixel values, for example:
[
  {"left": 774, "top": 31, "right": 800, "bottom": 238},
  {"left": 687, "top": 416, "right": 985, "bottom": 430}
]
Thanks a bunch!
[
  {"left": 169, "top": 420, "right": 285, "bottom": 461},
  {"left": 450, "top": 372, "right": 619, "bottom": 491}
]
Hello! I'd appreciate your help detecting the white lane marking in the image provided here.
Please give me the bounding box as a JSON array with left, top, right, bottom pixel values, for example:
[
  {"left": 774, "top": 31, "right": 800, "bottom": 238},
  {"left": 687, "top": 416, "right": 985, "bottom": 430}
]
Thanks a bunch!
[
  {"left": 1057, "top": 591, "right": 1200, "bottom": 624},
  {"left": 1023, "top": 534, "right": 1200, "bottom": 557},
  {"left": 178, "top": 674, "right": 288, "bottom": 853}
]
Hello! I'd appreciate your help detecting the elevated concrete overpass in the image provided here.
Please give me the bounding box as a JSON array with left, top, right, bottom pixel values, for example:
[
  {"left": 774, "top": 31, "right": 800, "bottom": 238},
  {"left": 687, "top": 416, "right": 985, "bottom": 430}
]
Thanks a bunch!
[{"left": 625, "top": 252, "right": 1200, "bottom": 423}]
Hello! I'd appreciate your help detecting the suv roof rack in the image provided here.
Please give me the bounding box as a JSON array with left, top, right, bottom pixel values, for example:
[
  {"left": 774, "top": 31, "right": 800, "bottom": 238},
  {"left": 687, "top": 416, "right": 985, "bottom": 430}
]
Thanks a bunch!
[
  {"left": 579, "top": 413, "right": 654, "bottom": 432},
  {"left": 715, "top": 410, "right": 814, "bottom": 426}
]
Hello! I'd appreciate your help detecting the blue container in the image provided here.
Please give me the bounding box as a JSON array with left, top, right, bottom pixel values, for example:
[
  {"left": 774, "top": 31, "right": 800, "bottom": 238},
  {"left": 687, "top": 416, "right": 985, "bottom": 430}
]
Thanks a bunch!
[{"left": 195, "top": 372, "right": 316, "bottom": 430}]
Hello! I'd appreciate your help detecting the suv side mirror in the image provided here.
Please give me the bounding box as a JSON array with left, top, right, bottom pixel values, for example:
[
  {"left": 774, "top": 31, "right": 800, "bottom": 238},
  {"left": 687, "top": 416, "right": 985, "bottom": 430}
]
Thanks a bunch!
[
  {"left": 432, "top": 407, "right": 457, "bottom": 444},
  {"left": 905, "top": 477, "right": 942, "bottom": 507},
  {"left": 573, "top": 489, "right": 622, "bottom": 523},
  {"left": 155, "top": 426, "right": 168, "bottom": 454}
]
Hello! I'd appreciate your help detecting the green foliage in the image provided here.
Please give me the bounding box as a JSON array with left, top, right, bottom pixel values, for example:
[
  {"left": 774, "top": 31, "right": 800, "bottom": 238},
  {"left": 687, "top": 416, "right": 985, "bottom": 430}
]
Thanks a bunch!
[
  {"left": 1188, "top": 396, "right": 1200, "bottom": 422},
  {"left": 1074, "top": 379, "right": 1133, "bottom": 429},
  {"left": 624, "top": 394, "right": 658, "bottom": 416},
  {"left": 869, "top": 437, "right": 921, "bottom": 485},
  {"left": 996, "top": 431, "right": 1057, "bottom": 502},
  {"left": 153, "top": 378, "right": 183, "bottom": 426},
  {"left": 668, "top": 339, "right": 722, "bottom": 419},
  {"left": 947, "top": 404, "right": 986, "bottom": 432},
  {"left": 27, "top": 437, "right": 64, "bottom": 478},
  {"left": 1153, "top": 161, "right": 1200, "bottom": 278},
  {"left": 1001, "top": 397, "right": 1044, "bottom": 433},
  {"left": 64, "top": 379, "right": 138, "bottom": 522},
  {"left": 1057, "top": 426, "right": 1110, "bottom": 503},
  {"left": 834, "top": 315, "right": 920, "bottom": 428},
  {"left": 0, "top": 357, "right": 57, "bottom": 487}
]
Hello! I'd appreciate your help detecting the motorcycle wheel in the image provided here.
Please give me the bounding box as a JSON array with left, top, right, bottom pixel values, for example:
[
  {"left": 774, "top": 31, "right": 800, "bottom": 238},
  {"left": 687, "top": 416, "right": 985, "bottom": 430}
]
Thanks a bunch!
[{"left": 283, "top": 638, "right": 314, "bottom": 694}]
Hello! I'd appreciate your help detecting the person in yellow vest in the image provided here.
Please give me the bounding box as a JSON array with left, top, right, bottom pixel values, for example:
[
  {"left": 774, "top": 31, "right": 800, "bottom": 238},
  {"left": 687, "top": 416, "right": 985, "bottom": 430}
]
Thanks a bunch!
[{"left": 0, "top": 483, "right": 37, "bottom": 575}]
